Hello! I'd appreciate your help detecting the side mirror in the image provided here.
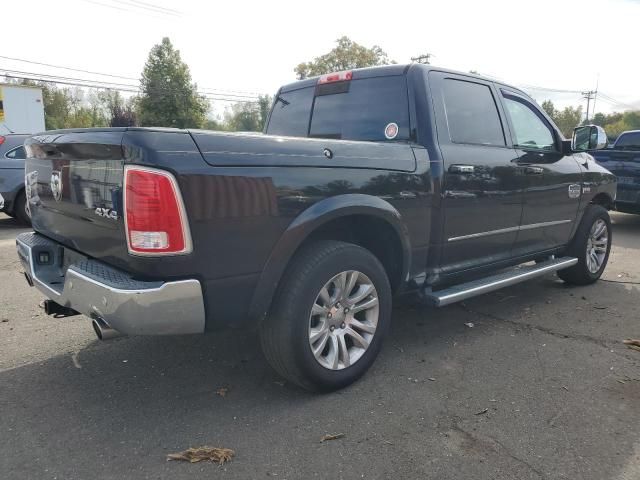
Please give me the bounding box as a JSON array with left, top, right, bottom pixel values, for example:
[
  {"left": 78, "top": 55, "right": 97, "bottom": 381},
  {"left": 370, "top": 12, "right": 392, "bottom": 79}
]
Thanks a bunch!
[{"left": 572, "top": 125, "right": 608, "bottom": 152}]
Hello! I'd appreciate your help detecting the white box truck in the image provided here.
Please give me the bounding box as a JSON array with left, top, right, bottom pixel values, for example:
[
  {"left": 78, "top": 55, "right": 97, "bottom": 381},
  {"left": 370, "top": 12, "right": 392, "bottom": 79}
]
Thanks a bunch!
[{"left": 0, "top": 84, "right": 45, "bottom": 134}]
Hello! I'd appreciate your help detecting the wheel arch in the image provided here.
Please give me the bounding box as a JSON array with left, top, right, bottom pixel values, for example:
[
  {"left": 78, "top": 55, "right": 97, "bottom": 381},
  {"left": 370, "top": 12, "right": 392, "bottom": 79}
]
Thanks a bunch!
[{"left": 248, "top": 194, "right": 411, "bottom": 323}]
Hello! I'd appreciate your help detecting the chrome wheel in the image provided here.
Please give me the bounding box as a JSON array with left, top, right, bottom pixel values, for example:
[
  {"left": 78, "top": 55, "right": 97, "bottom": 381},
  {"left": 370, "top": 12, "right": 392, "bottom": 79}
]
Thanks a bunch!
[
  {"left": 308, "top": 270, "right": 379, "bottom": 370},
  {"left": 586, "top": 218, "right": 608, "bottom": 274}
]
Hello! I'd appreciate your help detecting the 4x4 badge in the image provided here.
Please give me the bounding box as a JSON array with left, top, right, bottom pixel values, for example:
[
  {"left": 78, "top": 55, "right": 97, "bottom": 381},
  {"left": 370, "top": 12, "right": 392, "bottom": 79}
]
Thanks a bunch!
[{"left": 568, "top": 184, "right": 581, "bottom": 199}]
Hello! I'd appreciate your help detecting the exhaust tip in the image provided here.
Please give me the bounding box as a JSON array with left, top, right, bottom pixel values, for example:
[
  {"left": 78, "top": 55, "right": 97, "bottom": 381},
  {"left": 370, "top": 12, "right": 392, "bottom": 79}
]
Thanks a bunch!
[{"left": 92, "top": 318, "right": 121, "bottom": 341}]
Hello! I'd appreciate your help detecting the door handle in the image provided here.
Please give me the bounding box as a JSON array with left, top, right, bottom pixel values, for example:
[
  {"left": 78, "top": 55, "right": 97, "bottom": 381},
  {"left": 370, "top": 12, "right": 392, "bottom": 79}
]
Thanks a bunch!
[
  {"left": 524, "top": 166, "right": 544, "bottom": 175},
  {"left": 449, "top": 164, "right": 475, "bottom": 174}
]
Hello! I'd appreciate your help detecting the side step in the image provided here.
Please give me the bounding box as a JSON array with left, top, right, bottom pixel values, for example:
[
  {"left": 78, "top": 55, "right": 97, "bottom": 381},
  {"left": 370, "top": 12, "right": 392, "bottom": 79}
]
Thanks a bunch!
[{"left": 423, "top": 257, "right": 578, "bottom": 307}]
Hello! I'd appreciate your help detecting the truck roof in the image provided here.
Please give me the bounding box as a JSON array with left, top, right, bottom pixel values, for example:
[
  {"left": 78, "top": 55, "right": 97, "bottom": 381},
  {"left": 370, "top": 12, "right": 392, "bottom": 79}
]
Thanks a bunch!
[{"left": 279, "top": 63, "right": 530, "bottom": 99}]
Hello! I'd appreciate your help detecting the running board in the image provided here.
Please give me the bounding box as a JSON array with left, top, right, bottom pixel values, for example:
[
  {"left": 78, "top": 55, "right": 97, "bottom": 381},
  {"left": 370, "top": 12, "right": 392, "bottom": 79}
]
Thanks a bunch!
[{"left": 423, "top": 257, "right": 578, "bottom": 307}]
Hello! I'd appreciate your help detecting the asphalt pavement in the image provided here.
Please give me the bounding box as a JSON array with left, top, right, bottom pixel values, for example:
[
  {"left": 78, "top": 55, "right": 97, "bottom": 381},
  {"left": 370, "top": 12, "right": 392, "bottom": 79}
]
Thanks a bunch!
[{"left": 1, "top": 212, "right": 639, "bottom": 480}]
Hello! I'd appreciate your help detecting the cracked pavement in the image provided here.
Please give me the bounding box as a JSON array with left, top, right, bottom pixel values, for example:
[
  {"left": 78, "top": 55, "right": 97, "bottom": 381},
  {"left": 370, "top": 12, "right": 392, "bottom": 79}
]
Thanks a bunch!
[{"left": 1, "top": 212, "right": 639, "bottom": 479}]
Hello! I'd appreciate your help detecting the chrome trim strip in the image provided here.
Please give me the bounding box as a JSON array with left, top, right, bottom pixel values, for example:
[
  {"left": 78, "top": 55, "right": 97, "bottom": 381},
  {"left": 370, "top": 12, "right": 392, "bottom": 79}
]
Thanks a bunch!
[
  {"left": 16, "top": 233, "right": 205, "bottom": 335},
  {"left": 448, "top": 219, "right": 572, "bottom": 242},
  {"left": 428, "top": 257, "right": 579, "bottom": 307}
]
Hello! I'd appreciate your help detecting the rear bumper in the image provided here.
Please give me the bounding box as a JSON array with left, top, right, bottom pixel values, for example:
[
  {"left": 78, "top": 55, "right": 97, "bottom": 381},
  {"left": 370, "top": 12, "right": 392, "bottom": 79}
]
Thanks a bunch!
[
  {"left": 16, "top": 232, "right": 205, "bottom": 335},
  {"left": 0, "top": 193, "right": 4, "bottom": 210}
]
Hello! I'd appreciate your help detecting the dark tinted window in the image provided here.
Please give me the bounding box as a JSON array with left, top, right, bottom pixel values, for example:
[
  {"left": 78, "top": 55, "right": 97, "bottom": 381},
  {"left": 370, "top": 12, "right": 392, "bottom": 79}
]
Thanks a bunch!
[
  {"left": 266, "top": 87, "right": 314, "bottom": 137},
  {"left": 309, "top": 76, "right": 410, "bottom": 141},
  {"left": 616, "top": 132, "right": 640, "bottom": 149},
  {"left": 5, "top": 146, "right": 26, "bottom": 159},
  {"left": 442, "top": 79, "right": 505, "bottom": 146}
]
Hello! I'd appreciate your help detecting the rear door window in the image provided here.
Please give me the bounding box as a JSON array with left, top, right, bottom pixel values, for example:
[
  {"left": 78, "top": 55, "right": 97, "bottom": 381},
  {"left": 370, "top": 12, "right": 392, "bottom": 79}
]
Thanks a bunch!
[
  {"left": 5, "top": 146, "right": 26, "bottom": 159},
  {"left": 309, "top": 76, "right": 410, "bottom": 142},
  {"left": 441, "top": 79, "right": 505, "bottom": 146}
]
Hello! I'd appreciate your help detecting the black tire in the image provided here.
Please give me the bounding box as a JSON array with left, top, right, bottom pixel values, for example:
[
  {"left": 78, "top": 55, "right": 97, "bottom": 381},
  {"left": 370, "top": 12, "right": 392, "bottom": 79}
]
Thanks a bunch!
[
  {"left": 557, "top": 205, "right": 612, "bottom": 285},
  {"left": 260, "top": 240, "right": 392, "bottom": 392},
  {"left": 13, "top": 191, "right": 31, "bottom": 226}
]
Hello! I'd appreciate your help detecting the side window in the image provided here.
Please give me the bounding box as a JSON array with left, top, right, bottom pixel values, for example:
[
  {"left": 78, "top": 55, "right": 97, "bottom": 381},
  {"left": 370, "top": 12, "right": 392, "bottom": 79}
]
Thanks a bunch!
[
  {"left": 441, "top": 79, "right": 505, "bottom": 146},
  {"left": 5, "top": 146, "right": 26, "bottom": 159},
  {"left": 503, "top": 96, "right": 556, "bottom": 151},
  {"left": 615, "top": 132, "right": 640, "bottom": 150},
  {"left": 266, "top": 86, "right": 314, "bottom": 137}
]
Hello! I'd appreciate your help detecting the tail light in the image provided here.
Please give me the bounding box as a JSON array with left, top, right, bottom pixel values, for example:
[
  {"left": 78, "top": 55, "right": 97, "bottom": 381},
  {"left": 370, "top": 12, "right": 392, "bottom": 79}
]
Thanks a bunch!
[
  {"left": 123, "top": 166, "right": 192, "bottom": 256},
  {"left": 0, "top": 136, "right": 5, "bottom": 145},
  {"left": 318, "top": 71, "right": 353, "bottom": 84}
]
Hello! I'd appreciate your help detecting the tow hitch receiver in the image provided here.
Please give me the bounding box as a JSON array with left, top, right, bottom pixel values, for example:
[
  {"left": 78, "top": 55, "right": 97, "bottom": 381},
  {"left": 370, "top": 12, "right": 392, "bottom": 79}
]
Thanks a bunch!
[{"left": 42, "top": 300, "right": 80, "bottom": 318}]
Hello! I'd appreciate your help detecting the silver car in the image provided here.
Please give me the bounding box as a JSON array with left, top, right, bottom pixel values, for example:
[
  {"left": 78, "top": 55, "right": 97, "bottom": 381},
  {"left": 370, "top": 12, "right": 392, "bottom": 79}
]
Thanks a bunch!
[{"left": 0, "top": 134, "right": 30, "bottom": 224}]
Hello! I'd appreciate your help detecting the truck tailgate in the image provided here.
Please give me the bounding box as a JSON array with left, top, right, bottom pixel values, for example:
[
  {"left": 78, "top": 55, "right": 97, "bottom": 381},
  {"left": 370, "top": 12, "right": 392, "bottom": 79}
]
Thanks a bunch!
[{"left": 25, "top": 129, "right": 127, "bottom": 260}]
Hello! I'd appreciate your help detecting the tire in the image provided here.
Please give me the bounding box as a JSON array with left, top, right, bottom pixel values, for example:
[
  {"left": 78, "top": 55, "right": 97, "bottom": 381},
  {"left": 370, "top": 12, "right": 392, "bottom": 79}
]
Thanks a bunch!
[
  {"left": 557, "top": 205, "right": 612, "bottom": 285},
  {"left": 260, "top": 240, "right": 392, "bottom": 392},
  {"left": 13, "top": 191, "right": 31, "bottom": 226}
]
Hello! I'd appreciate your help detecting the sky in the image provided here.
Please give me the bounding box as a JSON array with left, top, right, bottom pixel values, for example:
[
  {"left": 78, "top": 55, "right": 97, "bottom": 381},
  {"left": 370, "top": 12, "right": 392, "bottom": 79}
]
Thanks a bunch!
[{"left": 3, "top": 0, "right": 639, "bottom": 117}]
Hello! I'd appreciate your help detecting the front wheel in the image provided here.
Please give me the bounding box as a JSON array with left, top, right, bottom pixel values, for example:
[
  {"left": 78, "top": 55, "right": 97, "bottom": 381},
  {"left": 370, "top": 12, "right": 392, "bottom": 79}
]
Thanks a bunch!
[
  {"left": 558, "top": 205, "right": 612, "bottom": 285},
  {"left": 260, "top": 240, "right": 392, "bottom": 391}
]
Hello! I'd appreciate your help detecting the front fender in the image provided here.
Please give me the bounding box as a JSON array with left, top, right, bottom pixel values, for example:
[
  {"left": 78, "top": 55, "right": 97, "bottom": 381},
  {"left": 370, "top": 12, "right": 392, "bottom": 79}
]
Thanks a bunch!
[{"left": 247, "top": 194, "right": 411, "bottom": 322}]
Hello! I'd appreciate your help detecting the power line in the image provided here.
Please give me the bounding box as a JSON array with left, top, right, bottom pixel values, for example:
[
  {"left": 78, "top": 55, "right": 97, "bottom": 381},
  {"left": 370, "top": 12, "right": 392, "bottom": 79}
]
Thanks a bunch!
[
  {"left": 0, "top": 55, "right": 265, "bottom": 96},
  {"left": 111, "top": 0, "right": 181, "bottom": 16},
  {"left": 0, "top": 72, "right": 261, "bottom": 103}
]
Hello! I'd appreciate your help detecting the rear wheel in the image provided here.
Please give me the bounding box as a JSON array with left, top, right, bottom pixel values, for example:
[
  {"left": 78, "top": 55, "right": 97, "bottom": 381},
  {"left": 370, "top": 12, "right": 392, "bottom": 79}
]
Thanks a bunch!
[
  {"left": 558, "top": 205, "right": 611, "bottom": 285},
  {"left": 260, "top": 240, "right": 392, "bottom": 391},
  {"left": 13, "top": 191, "right": 31, "bottom": 226}
]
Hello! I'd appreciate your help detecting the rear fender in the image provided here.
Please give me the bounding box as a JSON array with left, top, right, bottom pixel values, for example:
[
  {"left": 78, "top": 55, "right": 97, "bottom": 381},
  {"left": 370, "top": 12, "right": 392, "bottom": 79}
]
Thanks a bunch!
[{"left": 247, "top": 194, "right": 411, "bottom": 322}]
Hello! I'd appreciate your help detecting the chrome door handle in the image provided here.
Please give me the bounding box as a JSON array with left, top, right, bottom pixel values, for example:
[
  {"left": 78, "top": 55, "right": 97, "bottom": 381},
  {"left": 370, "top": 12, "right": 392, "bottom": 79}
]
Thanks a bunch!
[
  {"left": 449, "top": 165, "right": 475, "bottom": 174},
  {"left": 524, "top": 166, "right": 544, "bottom": 175}
]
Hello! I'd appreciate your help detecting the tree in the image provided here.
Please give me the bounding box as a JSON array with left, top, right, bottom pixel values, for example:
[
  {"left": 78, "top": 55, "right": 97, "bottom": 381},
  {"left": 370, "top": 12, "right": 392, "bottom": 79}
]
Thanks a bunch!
[
  {"left": 540, "top": 100, "right": 582, "bottom": 138},
  {"left": 294, "top": 36, "right": 393, "bottom": 80},
  {"left": 97, "top": 90, "right": 137, "bottom": 127},
  {"left": 137, "top": 37, "right": 208, "bottom": 128},
  {"left": 222, "top": 95, "right": 273, "bottom": 132}
]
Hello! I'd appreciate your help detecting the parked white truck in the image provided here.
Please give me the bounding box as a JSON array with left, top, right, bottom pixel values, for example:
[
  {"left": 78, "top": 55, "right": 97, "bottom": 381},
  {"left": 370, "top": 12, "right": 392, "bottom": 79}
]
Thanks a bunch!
[{"left": 0, "top": 84, "right": 45, "bottom": 134}]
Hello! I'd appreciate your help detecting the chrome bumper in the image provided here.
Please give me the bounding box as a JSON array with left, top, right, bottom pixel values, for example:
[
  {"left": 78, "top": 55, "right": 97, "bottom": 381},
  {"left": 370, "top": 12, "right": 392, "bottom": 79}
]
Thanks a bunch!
[
  {"left": 0, "top": 192, "right": 4, "bottom": 210},
  {"left": 16, "top": 232, "right": 205, "bottom": 335}
]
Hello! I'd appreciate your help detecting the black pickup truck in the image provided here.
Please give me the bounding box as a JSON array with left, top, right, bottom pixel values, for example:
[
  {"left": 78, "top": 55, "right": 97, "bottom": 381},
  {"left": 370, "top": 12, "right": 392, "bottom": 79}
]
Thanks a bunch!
[
  {"left": 17, "top": 64, "right": 616, "bottom": 391},
  {"left": 590, "top": 130, "right": 640, "bottom": 213}
]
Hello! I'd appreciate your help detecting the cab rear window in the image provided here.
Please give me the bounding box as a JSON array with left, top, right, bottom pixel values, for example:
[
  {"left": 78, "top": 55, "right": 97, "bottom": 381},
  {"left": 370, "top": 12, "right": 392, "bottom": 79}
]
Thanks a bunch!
[{"left": 266, "top": 76, "right": 410, "bottom": 142}]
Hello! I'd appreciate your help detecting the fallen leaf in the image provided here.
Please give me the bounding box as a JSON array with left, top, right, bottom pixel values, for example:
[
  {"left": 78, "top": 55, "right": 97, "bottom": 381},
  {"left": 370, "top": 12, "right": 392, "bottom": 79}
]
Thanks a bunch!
[
  {"left": 428, "top": 377, "right": 436, "bottom": 382},
  {"left": 167, "top": 446, "right": 234, "bottom": 464},
  {"left": 475, "top": 408, "right": 488, "bottom": 415},
  {"left": 216, "top": 387, "right": 229, "bottom": 397},
  {"left": 623, "top": 339, "right": 640, "bottom": 347},
  {"left": 320, "top": 433, "right": 345, "bottom": 442},
  {"left": 464, "top": 322, "right": 474, "bottom": 328}
]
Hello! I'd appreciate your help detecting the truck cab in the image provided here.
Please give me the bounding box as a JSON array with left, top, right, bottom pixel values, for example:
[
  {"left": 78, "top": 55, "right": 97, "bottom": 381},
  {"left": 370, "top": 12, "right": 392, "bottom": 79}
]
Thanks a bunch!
[{"left": 17, "top": 64, "right": 616, "bottom": 391}]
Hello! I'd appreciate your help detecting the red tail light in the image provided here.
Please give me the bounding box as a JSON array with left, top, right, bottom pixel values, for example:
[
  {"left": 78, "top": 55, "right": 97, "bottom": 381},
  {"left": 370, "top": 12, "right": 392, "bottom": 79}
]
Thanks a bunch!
[
  {"left": 123, "top": 166, "right": 192, "bottom": 256},
  {"left": 318, "top": 71, "right": 353, "bottom": 84},
  {"left": 0, "top": 136, "right": 5, "bottom": 145}
]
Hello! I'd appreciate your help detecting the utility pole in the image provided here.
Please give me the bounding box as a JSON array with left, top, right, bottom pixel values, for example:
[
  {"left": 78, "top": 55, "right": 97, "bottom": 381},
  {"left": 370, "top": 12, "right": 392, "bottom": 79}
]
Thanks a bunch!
[
  {"left": 582, "top": 90, "right": 596, "bottom": 122},
  {"left": 411, "top": 54, "right": 433, "bottom": 64}
]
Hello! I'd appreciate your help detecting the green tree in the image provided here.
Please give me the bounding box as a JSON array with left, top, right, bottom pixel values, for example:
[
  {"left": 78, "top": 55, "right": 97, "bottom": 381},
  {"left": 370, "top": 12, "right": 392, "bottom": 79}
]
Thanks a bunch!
[
  {"left": 222, "top": 95, "right": 273, "bottom": 132},
  {"left": 540, "top": 100, "right": 582, "bottom": 137},
  {"left": 137, "top": 37, "right": 208, "bottom": 128},
  {"left": 294, "top": 36, "right": 393, "bottom": 80}
]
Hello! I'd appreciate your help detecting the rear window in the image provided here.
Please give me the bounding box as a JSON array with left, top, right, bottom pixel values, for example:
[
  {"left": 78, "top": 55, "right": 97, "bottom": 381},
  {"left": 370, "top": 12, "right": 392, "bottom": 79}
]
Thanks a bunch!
[
  {"left": 266, "top": 76, "right": 410, "bottom": 142},
  {"left": 267, "top": 87, "right": 314, "bottom": 137},
  {"left": 616, "top": 132, "right": 640, "bottom": 149}
]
